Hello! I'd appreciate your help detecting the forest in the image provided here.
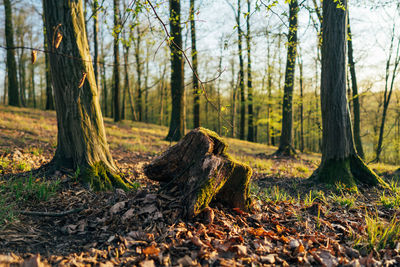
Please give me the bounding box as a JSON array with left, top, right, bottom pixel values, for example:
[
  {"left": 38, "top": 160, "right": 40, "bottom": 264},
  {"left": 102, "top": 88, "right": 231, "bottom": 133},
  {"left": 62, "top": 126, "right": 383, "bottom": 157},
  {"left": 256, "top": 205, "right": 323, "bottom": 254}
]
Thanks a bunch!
[{"left": 0, "top": 0, "right": 400, "bottom": 266}]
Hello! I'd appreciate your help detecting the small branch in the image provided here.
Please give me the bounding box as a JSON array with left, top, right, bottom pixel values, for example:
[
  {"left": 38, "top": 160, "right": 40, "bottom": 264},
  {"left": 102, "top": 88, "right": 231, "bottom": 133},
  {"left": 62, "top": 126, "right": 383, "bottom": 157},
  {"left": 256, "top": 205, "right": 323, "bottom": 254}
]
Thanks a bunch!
[{"left": 18, "top": 207, "right": 86, "bottom": 217}]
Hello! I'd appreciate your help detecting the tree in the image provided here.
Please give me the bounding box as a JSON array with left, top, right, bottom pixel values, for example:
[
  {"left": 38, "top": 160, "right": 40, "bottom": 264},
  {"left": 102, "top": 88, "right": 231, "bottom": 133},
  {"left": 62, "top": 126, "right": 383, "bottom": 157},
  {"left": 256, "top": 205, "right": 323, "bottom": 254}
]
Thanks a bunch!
[
  {"left": 246, "top": 0, "right": 254, "bottom": 141},
  {"left": 43, "top": 0, "right": 130, "bottom": 190},
  {"left": 311, "top": 0, "right": 384, "bottom": 188},
  {"left": 347, "top": 14, "right": 364, "bottom": 159},
  {"left": 275, "top": 0, "right": 298, "bottom": 156},
  {"left": 374, "top": 23, "right": 400, "bottom": 162},
  {"left": 92, "top": 0, "right": 100, "bottom": 92},
  {"left": 190, "top": 0, "right": 200, "bottom": 128},
  {"left": 3, "top": 0, "right": 20, "bottom": 106},
  {"left": 42, "top": 6, "right": 54, "bottom": 110},
  {"left": 166, "top": 0, "right": 185, "bottom": 141},
  {"left": 112, "top": 0, "right": 121, "bottom": 122},
  {"left": 237, "top": 0, "right": 246, "bottom": 140}
]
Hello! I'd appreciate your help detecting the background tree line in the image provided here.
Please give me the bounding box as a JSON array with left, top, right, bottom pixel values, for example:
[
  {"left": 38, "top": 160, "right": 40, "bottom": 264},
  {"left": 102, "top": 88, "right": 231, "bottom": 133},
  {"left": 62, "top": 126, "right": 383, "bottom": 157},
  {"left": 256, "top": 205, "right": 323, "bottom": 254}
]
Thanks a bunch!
[{"left": 1, "top": 0, "right": 400, "bottom": 164}]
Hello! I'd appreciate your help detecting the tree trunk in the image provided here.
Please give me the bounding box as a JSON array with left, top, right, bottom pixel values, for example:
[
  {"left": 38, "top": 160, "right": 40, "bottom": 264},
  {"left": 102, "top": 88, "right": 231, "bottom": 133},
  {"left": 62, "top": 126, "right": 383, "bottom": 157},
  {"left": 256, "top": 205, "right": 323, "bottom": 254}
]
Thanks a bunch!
[
  {"left": 237, "top": 0, "right": 246, "bottom": 140},
  {"left": 347, "top": 15, "right": 364, "bottom": 159},
  {"left": 93, "top": 0, "right": 100, "bottom": 92},
  {"left": 4, "top": 0, "right": 19, "bottom": 107},
  {"left": 166, "top": 0, "right": 185, "bottom": 141},
  {"left": 190, "top": 0, "right": 200, "bottom": 129},
  {"left": 17, "top": 47, "right": 26, "bottom": 107},
  {"left": 246, "top": 0, "right": 254, "bottom": 142},
  {"left": 311, "top": 0, "right": 384, "bottom": 188},
  {"left": 43, "top": 0, "right": 130, "bottom": 190},
  {"left": 135, "top": 27, "right": 143, "bottom": 121},
  {"left": 145, "top": 128, "right": 252, "bottom": 219},
  {"left": 112, "top": 0, "right": 121, "bottom": 122},
  {"left": 42, "top": 9, "right": 54, "bottom": 110},
  {"left": 275, "top": 0, "right": 298, "bottom": 157},
  {"left": 299, "top": 53, "right": 304, "bottom": 153},
  {"left": 29, "top": 31, "right": 36, "bottom": 109}
]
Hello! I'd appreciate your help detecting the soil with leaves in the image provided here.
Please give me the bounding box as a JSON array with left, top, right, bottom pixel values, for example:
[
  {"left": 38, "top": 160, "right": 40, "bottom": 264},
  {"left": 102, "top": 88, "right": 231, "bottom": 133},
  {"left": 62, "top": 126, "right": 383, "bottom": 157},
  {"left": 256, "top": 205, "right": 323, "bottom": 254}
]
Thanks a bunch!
[{"left": 1, "top": 106, "right": 400, "bottom": 266}]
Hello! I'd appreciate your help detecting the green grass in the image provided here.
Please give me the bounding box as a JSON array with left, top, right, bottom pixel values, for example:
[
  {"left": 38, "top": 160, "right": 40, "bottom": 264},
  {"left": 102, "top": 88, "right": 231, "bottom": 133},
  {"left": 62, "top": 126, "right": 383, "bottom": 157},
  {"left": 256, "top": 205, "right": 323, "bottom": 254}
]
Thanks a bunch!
[
  {"left": 0, "top": 174, "right": 61, "bottom": 227},
  {"left": 354, "top": 212, "right": 400, "bottom": 252}
]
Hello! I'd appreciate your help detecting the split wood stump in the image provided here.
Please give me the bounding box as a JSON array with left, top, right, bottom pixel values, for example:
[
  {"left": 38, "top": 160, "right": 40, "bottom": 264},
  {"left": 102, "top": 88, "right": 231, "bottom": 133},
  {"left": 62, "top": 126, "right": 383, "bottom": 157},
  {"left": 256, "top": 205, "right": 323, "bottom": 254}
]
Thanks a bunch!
[{"left": 144, "top": 128, "right": 253, "bottom": 219}]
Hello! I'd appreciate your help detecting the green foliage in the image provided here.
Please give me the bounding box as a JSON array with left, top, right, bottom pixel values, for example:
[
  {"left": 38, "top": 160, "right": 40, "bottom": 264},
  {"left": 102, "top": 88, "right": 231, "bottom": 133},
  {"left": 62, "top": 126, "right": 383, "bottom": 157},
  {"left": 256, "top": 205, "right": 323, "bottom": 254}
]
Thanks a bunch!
[
  {"left": 260, "top": 185, "right": 293, "bottom": 203},
  {"left": 354, "top": 213, "right": 400, "bottom": 252},
  {"left": 329, "top": 192, "right": 356, "bottom": 208}
]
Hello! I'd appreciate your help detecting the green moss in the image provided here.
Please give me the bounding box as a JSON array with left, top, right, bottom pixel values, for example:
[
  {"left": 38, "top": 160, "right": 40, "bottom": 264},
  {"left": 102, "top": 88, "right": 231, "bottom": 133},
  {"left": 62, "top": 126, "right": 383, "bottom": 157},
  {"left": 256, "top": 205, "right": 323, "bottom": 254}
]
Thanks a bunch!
[
  {"left": 312, "top": 155, "right": 387, "bottom": 189},
  {"left": 198, "top": 127, "right": 228, "bottom": 155},
  {"left": 79, "top": 162, "right": 131, "bottom": 191}
]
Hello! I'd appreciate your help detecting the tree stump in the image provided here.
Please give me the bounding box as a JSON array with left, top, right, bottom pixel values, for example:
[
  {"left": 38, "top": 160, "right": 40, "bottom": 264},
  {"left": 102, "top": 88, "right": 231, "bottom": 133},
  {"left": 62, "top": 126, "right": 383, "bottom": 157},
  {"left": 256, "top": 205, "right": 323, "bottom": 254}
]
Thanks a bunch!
[{"left": 144, "top": 128, "right": 253, "bottom": 219}]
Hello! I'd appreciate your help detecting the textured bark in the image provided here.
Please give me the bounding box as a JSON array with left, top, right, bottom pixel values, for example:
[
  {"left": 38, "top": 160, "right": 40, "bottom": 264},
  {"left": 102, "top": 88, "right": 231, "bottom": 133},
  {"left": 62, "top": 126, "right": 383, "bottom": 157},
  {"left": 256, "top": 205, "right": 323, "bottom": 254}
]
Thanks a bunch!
[
  {"left": 145, "top": 128, "right": 252, "bottom": 219},
  {"left": 276, "top": 0, "right": 298, "bottom": 157},
  {"left": 246, "top": 0, "right": 254, "bottom": 142},
  {"left": 112, "top": 0, "right": 121, "bottom": 122},
  {"left": 237, "top": 0, "right": 246, "bottom": 140},
  {"left": 92, "top": 0, "right": 99, "bottom": 91},
  {"left": 4, "top": 0, "right": 19, "bottom": 106},
  {"left": 43, "top": 0, "right": 129, "bottom": 190},
  {"left": 42, "top": 10, "right": 54, "bottom": 110},
  {"left": 299, "top": 54, "right": 304, "bottom": 153},
  {"left": 190, "top": 0, "right": 200, "bottom": 128},
  {"left": 347, "top": 15, "right": 364, "bottom": 159},
  {"left": 166, "top": 0, "right": 185, "bottom": 141},
  {"left": 134, "top": 27, "right": 143, "bottom": 121},
  {"left": 311, "top": 0, "right": 383, "bottom": 188}
]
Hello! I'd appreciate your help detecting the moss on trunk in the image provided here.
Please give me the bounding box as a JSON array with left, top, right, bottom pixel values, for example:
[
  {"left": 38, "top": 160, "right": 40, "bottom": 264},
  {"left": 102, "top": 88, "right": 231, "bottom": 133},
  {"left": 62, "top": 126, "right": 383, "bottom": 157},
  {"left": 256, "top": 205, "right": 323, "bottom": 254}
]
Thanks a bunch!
[
  {"left": 311, "top": 155, "right": 386, "bottom": 189},
  {"left": 80, "top": 162, "right": 131, "bottom": 191}
]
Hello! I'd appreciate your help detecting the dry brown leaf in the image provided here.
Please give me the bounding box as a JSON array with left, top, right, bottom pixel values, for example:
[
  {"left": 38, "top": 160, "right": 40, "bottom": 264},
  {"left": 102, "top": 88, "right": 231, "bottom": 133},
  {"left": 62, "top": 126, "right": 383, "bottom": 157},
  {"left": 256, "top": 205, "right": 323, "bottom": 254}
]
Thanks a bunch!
[
  {"left": 31, "top": 50, "right": 37, "bottom": 64},
  {"left": 78, "top": 72, "right": 87, "bottom": 88},
  {"left": 110, "top": 201, "right": 126, "bottom": 214},
  {"left": 55, "top": 32, "right": 63, "bottom": 49},
  {"left": 142, "top": 244, "right": 160, "bottom": 256}
]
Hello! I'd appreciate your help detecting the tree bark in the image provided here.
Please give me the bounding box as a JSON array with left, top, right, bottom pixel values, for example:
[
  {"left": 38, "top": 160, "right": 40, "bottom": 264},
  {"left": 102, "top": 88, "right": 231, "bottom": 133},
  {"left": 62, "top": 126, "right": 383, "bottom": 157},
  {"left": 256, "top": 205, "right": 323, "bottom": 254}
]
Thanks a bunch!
[
  {"left": 42, "top": 8, "right": 54, "bottom": 110},
  {"left": 135, "top": 27, "right": 143, "bottom": 121},
  {"left": 112, "top": 0, "right": 121, "bottom": 122},
  {"left": 246, "top": 0, "right": 254, "bottom": 142},
  {"left": 347, "top": 15, "right": 364, "bottom": 159},
  {"left": 311, "top": 0, "right": 384, "bottom": 188},
  {"left": 145, "top": 128, "right": 252, "bottom": 219},
  {"left": 93, "top": 0, "right": 100, "bottom": 92},
  {"left": 275, "top": 0, "right": 298, "bottom": 157},
  {"left": 4, "top": 0, "right": 20, "bottom": 106},
  {"left": 43, "top": 0, "right": 130, "bottom": 190},
  {"left": 237, "top": 0, "right": 246, "bottom": 140},
  {"left": 166, "top": 0, "right": 185, "bottom": 141},
  {"left": 190, "top": 0, "right": 200, "bottom": 129}
]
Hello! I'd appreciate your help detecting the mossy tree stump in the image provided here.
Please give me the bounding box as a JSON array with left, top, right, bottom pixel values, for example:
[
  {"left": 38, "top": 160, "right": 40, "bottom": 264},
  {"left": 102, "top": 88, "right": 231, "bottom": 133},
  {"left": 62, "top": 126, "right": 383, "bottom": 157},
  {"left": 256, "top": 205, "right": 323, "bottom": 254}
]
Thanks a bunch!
[{"left": 144, "top": 128, "right": 252, "bottom": 219}]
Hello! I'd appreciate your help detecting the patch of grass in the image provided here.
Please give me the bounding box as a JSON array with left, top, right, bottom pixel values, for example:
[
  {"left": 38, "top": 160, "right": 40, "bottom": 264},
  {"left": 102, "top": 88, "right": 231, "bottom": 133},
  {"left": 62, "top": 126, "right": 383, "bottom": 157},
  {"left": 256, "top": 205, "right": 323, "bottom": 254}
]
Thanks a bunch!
[
  {"left": 0, "top": 156, "right": 10, "bottom": 174},
  {"left": 261, "top": 185, "right": 293, "bottom": 203},
  {"left": 1, "top": 174, "right": 60, "bottom": 203},
  {"left": 15, "top": 161, "right": 31, "bottom": 171},
  {"left": 329, "top": 192, "right": 356, "bottom": 208},
  {"left": 28, "top": 147, "right": 43, "bottom": 156},
  {"left": 354, "top": 213, "right": 400, "bottom": 252},
  {"left": 0, "top": 197, "right": 16, "bottom": 228}
]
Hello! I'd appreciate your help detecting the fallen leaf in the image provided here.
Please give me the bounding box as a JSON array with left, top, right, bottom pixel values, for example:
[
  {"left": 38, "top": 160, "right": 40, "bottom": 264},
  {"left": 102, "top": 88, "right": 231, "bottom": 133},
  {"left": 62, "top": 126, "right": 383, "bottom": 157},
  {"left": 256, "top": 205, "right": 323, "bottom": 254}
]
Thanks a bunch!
[
  {"left": 142, "top": 245, "right": 160, "bottom": 256},
  {"left": 110, "top": 201, "right": 126, "bottom": 214}
]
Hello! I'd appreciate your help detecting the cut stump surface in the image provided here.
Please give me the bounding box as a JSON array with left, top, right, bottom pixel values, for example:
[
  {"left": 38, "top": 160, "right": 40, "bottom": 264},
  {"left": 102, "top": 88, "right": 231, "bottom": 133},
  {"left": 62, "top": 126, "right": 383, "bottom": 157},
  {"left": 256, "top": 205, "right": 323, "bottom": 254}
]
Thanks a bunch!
[{"left": 144, "top": 128, "right": 253, "bottom": 218}]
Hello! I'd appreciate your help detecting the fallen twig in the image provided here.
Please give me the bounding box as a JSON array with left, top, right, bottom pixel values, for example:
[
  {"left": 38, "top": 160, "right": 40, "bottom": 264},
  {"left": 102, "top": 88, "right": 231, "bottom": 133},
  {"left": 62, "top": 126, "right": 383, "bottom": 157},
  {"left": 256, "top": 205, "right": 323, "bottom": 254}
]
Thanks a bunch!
[{"left": 17, "top": 207, "right": 86, "bottom": 217}]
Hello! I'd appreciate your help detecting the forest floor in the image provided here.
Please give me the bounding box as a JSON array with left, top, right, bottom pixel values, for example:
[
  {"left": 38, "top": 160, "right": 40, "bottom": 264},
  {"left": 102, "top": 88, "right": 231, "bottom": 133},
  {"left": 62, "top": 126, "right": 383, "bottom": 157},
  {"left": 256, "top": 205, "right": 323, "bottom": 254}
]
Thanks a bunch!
[{"left": 1, "top": 105, "right": 400, "bottom": 266}]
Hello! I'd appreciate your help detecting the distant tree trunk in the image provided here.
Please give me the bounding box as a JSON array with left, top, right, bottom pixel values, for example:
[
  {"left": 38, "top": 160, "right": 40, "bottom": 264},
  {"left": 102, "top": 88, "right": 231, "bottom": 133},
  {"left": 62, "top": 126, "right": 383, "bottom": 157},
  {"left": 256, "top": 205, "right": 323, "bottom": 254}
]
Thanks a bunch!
[
  {"left": 230, "top": 58, "right": 237, "bottom": 138},
  {"left": 4, "top": 0, "right": 19, "bottom": 107},
  {"left": 275, "top": 0, "right": 298, "bottom": 156},
  {"left": 93, "top": 0, "right": 100, "bottom": 92},
  {"left": 166, "top": 0, "right": 185, "bottom": 141},
  {"left": 121, "top": 46, "right": 129, "bottom": 120},
  {"left": 29, "top": 31, "right": 36, "bottom": 108},
  {"left": 375, "top": 25, "right": 400, "bottom": 162},
  {"left": 17, "top": 46, "right": 26, "bottom": 107},
  {"left": 246, "top": 0, "right": 254, "bottom": 142},
  {"left": 112, "top": 0, "right": 121, "bottom": 122},
  {"left": 299, "top": 52, "right": 304, "bottom": 153},
  {"left": 43, "top": 0, "right": 130, "bottom": 190},
  {"left": 347, "top": 15, "right": 364, "bottom": 159},
  {"left": 266, "top": 31, "right": 272, "bottom": 145},
  {"left": 237, "top": 0, "right": 246, "bottom": 140},
  {"left": 190, "top": 0, "right": 200, "bottom": 128},
  {"left": 134, "top": 27, "right": 143, "bottom": 121},
  {"left": 4, "top": 72, "right": 8, "bottom": 104},
  {"left": 42, "top": 10, "right": 54, "bottom": 110},
  {"left": 144, "top": 45, "right": 150, "bottom": 122},
  {"left": 311, "top": 0, "right": 383, "bottom": 187}
]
